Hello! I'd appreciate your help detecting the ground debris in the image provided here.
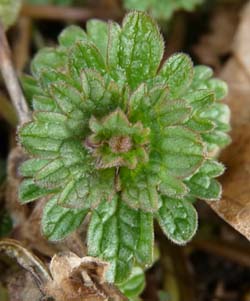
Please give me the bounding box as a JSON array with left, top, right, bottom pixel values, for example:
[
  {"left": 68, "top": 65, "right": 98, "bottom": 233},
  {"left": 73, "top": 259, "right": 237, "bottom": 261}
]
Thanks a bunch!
[{"left": 208, "top": 1, "right": 250, "bottom": 241}]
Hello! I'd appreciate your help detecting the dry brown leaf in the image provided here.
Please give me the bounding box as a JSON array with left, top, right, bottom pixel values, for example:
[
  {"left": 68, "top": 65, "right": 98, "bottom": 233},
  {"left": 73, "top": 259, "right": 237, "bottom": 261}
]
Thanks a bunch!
[
  {"left": 208, "top": 1, "right": 250, "bottom": 240},
  {"left": 44, "top": 252, "right": 127, "bottom": 301},
  {"left": 7, "top": 270, "right": 43, "bottom": 301},
  {"left": 0, "top": 239, "right": 127, "bottom": 301}
]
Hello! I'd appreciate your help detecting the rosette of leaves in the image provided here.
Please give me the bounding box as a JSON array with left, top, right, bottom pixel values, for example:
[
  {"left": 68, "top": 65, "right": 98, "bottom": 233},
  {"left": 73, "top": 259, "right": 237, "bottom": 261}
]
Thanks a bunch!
[
  {"left": 123, "top": 0, "right": 204, "bottom": 21},
  {"left": 19, "top": 12, "right": 230, "bottom": 284}
]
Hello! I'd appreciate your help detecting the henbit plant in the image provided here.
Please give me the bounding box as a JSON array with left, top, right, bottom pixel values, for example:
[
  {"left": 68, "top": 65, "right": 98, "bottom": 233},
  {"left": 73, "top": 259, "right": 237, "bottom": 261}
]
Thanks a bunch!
[
  {"left": 123, "top": 0, "right": 204, "bottom": 21},
  {"left": 18, "top": 11, "right": 230, "bottom": 285}
]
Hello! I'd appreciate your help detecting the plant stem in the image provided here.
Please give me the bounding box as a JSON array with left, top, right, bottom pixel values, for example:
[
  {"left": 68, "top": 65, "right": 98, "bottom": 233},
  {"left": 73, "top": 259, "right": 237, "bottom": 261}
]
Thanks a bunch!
[
  {"left": 13, "top": 17, "right": 32, "bottom": 73},
  {"left": 0, "top": 92, "right": 18, "bottom": 126},
  {"left": 191, "top": 239, "right": 250, "bottom": 268},
  {"left": 0, "top": 22, "right": 30, "bottom": 125},
  {"left": 21, "top": 4, "right": 122, "bottom": 22}
]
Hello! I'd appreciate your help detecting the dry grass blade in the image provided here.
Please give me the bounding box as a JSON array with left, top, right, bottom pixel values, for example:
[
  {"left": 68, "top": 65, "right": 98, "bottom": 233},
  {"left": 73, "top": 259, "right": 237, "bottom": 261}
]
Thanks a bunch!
[{"left": 0, "top": 22, "right": 30, "bottom": 124}]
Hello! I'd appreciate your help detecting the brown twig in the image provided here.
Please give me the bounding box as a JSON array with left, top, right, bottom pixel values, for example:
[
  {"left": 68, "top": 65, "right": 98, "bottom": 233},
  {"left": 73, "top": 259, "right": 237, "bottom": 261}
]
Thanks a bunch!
[
  {"left": 12, "top": 17, "right": 32, "bottom": 73},
  {"left": 21, "top": 4, "right": 122, "bottom": 22},
  {"left": 0, "top": 22, "right": 30, "bottom": 125},
  {"left": 191, "top": 239, "right": 250, "bottom": 268}
]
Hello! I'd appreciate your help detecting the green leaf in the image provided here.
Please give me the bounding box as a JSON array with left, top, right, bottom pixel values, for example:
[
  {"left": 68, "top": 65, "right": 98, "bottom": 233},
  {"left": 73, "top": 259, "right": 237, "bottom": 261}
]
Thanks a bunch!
[
  {"left": 59, "top": 25, "right": 87, "bottom": 47},
  {"left": 157, "top": 53, "right": 193, "bottom": 98},
  {"left": 32, "top": 95, "right": 57, "bottom": 112},
  {"left": 157, "top": 99, "right": 192, "bottom": 127},
  {"left": 21, "top": 75, "right": 44, "bottom": 105},
  {"left": 120, "top": 168, "right": 160, "bottom": 212},
  {"left": 200, "top": 103, "right": 231, "bottom": 132},
  {"left": 159, "top": 172, "right": 189, "bottom": 198},
  {"left": 185, "top": 90, "right": 214, "bottom": 111},
  {"left": 81, "top": 69, "right": 124, "bottom": 117},
  {"left": 198, "top": 159, "right": 225, "bottom": 177},
  {"left": 128, "top": 84, "right": 191, "bottom": 127},
  {"left": 107, "top": 21, "right": 125, "bottom": 85},
  {"left": 191, "top": 65, "right": 213, "bottom": 89},
  {"left": 88, "top": 197, "right": 134, "bottom": 283},
  {"left": 0, "top": 0, "right": 21, "bottom": 30},
  {"left": 128, "top": 84, "right": 165, "bottom": 125},
  {"left": 35, "top": 159, "right": 69, "bottom": 187},
  {"left": 57, "top": 169, "right": 115, "bottom": 209},
  {"left": 202, "top": 130, "right": 231, "bottom": 149},
  {"left": 20, "top": 119, "right": 70, "bottom": 141},
  {"left": 134, "top": 210, "right": 154, "bottom": 266},
  {"left": 87, "top": 197, "right": 153, "bottom": 283},
  {"left": 19, "top": 136, "right": 61, "bottom": 158},
  {"left": 59, "top": 139, "right": 88, "bottom": 168},
  {"left": 207, "top": 78, "right": 228, "bottom": 100},
  {"left": 69, "top": 41, "right": 106, "bottom": 76},
  {"left": 19, "top": 179, "right": 57, "bottom": 204},
  {"left": 187, "top": 176, "right": 222, "bottom": 200},
  {"left": 20, "top": 158, "right": 50, "bottom": 177},
  {"left": 42, "top": 196, "right": 88, "bottom": 241},
  {"left": 87, "top": 20, "right": 109, "bottom": 58},
  {"left": 199, "top": 103, "right": 231, "bottom": 153},
  {"left": 191, "top": 66, "right": 228, "bottom": 101},
  {"left": 50, "top": 83, "right": 84, "bottom": 117},
  {"left": 185, "top": 115, "right": 215, "bottom": 133},
  {"left": 157, "top": 196, "right": 198, "bottom": 244},
  {"left": 185, "top": 159, "right": 224, "bottom": 200},
  {"left": 118, "top": 267, "right": 145, "bottom": 299},
  {"left": 31, "top": 48, "right": 67, "bottom": 76},
  {"left": 157, "top": 126, "right": 205, "bottom": 178},
  {"left": 108, "top": 11, "right": 164, "bottom": 89}
]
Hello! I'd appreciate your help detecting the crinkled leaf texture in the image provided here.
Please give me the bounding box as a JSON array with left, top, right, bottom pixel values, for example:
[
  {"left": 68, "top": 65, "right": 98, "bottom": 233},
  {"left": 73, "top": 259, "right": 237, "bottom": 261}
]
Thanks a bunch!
[
  {"left": 87, "top": 196, "right": 153, "bottom": 283},
  {"left": 118, "top": 266, "right": 145, "bottom": 299},
  {"left": 42, "top": 195, "right": 88, "bottom": 241},
  {"left": 123, "top": 0, "right": 203, "bottom": 21},
  {"left": 156, "top": 196, "right": 198, "bottom": 245},
  {"left": 19, "top": 11, "right": 230, "bottom": 284}
]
